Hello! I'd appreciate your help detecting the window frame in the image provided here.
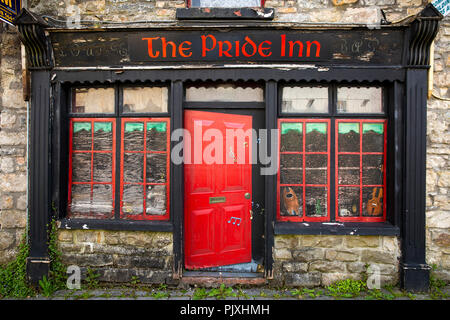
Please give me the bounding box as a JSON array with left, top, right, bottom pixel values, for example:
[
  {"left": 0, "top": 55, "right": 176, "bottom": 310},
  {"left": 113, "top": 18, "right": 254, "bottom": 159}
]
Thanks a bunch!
[
  {"left": 276, "top": 83, "right": 389, "bottom": 224},
  {"left": 66, "top": 83, "right": 172, "bottom": 222}
]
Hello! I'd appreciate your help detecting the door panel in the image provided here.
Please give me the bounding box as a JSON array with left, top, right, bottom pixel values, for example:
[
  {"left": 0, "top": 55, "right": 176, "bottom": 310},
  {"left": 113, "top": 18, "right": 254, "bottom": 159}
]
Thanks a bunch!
[{"left": 184, "top": 110, "right": 252, "bottom": 269}]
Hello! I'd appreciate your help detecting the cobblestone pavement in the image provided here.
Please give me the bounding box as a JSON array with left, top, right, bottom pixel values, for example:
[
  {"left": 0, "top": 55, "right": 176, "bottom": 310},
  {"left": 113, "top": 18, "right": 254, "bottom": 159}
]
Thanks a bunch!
[{"left": 21, "top": 285, "right": 450, "bottom": 300}]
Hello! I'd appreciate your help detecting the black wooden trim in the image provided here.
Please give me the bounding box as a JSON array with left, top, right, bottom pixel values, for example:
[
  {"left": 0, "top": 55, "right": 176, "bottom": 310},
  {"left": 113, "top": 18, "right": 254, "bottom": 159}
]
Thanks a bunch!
[
  {"left": 176, "top": 8, "right": 275, "bottom": 20},
  {"left": 27, "top": 71, "right": 52, "bottom": 285},
  {"left": 59, "top": 218, "right": 173, "bottom": 232},
  {"left": 400, "top": 68, "right": 430, "bottom": 292},
  {"left": 264, "top": 80, "right": 277, "bottom": 278},
  {"left": 171, "top": 80, "right": 184, "bottom": 278},
  {"left": 52, "top": 68, "right": 405, "bottom": 85},
  {"left": 274, "top": 221, "right": 400, "bottom": 236}
]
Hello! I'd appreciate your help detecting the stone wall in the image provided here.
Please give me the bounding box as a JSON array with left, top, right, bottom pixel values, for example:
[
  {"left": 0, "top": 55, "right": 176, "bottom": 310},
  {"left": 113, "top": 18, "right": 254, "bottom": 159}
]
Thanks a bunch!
[
  {"left": 57, "top": 230, "right": 174, "bottom": 283},
  {"left": 273, "top": 235, "right": 401, "bottom": 287},
  {"left": 0, "top": 24, "right": 28, "bottom": 265},
  {"left": 0, "top": 1, "right": 448, "bottom": 283}
]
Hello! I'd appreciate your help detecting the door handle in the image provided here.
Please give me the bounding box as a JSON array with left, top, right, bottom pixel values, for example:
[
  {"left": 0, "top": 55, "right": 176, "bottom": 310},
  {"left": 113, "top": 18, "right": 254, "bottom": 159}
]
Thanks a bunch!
[
  {"left": 250, "top": 209, "right": 253, "bottom": 220},
  {"left": 244, "top": 192, "right": 251, "bottom": 199}
]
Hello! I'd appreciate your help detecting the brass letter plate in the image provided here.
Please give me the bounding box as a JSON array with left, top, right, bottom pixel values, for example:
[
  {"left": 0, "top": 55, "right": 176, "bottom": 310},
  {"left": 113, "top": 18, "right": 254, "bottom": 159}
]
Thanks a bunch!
[{"left": 209, "top": 196, "right": 226, "bottom": 204}]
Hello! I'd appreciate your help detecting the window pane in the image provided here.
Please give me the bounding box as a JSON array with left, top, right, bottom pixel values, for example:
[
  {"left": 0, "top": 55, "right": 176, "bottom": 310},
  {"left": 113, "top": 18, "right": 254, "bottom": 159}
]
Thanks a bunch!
[
  {"left": 281, "top": 86, "right": 328, "bottom": 113},
  {"left": 146, "top": 185, "right": 166, "bottom": 215},
  {"left": 362, "top": 123, "right": 384, "bottom": 152},
  {"left": 280, "top": 186, "right": 303, "bottom": 217},
  {"left": 186, "top": 83, "right": 264, "bottom": 102},
  {"left": 338, "top": 187, "right": 360, "bottom": 217},
  {"left": 72, "top": 153, "right": 91, "bottom": 182},
  {"left": 123, "top": 122, "right": 144, "bottom": 151},
  {"left": 146, "top": 154, "right": 167, "bottom": 183},
  {"left": 190, "top": 0, "right": 261, "bottom": 8},
  {"left": 93, "top": 122, "right": 113, "bottom": 150},
  {"left": 70, "top": 184, "right": 91, "bottom": 214},
  {"left": 123, "top": 153, "right": 144, "bottom": 182},
  {"left": 92, "top": 184, "right": 113, "bottom": 214},
  {"left": 146, "top": 122, "right": 167, "bottom": 151},
  {"left": 122, "top": 184, "right": 144, "bottom": 215},
  {"left": 363, "top": 187, "right": 383, "bottom": 217},
  {"left": 338, "top": 123, "right": 360, "bottom": 152},
  {"left": 337, "top": 87, "right": 383, "bottom": 114},
  {"left": 280, "top": 154, "right": 302, "bottom": 185},
  {"left": 93, "top": 153, "right": 112, "bottom": 182},
  {"left": 305, "top": 154, "right": 327, "bottom": 185},
  {"left": 338, "top": 154, "right": 360, "bottom": 185},
  {"left": 72, "top": 88, "right": 114, "bottom": 114},
  {"left": 362, "top": 154, "right": 383, "bottom": 185},
  {"left": 280, "top": 123, "right": 302, "bottom": 152},
  {"left": 305, "top": 123, "right": 327, "bottom": 152},
  {"left": 72, "top": 122, "right": 92, "bottom": 150},
  {"left": 305, "top": 187, "right": 327, "bottom": 217},
  {"left": 123, "top": 87, "right": 168, "bottom": 113}
]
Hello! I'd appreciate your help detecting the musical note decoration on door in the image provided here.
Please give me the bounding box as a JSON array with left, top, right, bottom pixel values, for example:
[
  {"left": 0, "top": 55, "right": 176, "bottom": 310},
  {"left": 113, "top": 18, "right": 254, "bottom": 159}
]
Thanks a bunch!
[{"left": 227, "top": 217, "right": 242, "bottom": 226}]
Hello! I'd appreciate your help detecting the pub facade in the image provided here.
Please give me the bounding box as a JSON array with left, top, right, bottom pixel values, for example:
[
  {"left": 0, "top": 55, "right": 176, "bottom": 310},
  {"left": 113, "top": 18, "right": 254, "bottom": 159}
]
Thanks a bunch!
[{"left": 4, "top": 1, "right": 447, "bottom": 292}]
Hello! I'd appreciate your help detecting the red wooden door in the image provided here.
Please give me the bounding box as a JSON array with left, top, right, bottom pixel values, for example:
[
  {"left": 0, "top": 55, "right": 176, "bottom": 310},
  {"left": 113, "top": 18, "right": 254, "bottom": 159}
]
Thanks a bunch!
[{"left": 184, "top": 110, "right": 252, "bottom": 269}]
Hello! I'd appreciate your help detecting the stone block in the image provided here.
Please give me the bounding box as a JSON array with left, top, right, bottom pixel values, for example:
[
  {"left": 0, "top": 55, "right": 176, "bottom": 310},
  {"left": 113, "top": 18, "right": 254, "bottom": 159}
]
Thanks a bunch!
[
  {"left": 300, "top": 235, "right": 344, "bottom": 248},
  {"left": 273, "top": 248, "right": 292, "bottom": 260},
  {"left": 345, "top": 235, "right": 381, "bottom": 248},
  {"left": 292, "top": 247, "right": 324, "bottom": 262},
  {"left": 427, "top": 211, "right": 450, "bottom": 229},
  {"left": 361, "top": 250, "right": 398, "bottom": 265},
  {"left": 321, "top": 273, "right": 361, "bottom": 287},
  {"left": 309, "top": 260, "right": 346, "bottom": 273},
  {"left": 274, "top": 235, "right": 299, "bottom": 249},
  {"left": 325, "top": 249, "right": 359, "bottom": 262},
  {"left": 0, "top": 210, "right": 27, "bottom": 228},
  {"left": 0, "top": 230, "right": 15, "bottom": 250},
  {"left": 61, "top": 253, "right": 114, "bottom": 267},
  {"left": 285, "top": 272, "right": 321, "bottom": 287},
  {"left": 114, "top": 256, "right": 168, "bottom": 269},
  {"left": 0, "top": 173, "right": 27, "bottom": 192},
  {"left": 282, "top": 262, "right": 308, "bottom": 273}
]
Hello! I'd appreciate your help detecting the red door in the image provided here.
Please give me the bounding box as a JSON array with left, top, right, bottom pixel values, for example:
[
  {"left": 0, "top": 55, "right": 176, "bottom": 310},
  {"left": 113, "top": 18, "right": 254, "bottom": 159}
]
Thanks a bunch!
[{"left": 184, "top": 110, "right": 252, "bottom": 269}]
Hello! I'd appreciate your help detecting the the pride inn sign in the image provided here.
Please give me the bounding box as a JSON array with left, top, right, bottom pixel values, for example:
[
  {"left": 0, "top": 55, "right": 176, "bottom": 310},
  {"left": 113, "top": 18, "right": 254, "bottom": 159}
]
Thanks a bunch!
[{"left": 0, "top": 0, "right": 21, "bottom": 25}]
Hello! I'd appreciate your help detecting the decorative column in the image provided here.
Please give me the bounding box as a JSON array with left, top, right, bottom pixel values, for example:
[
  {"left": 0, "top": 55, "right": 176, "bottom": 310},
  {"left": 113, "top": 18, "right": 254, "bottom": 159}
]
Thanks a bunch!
[
  {"left": 401, "top": 4, "right": 442, "bottom": 292},
  {"left": 14, "top": 9, "right": 54, "bottom": 286}
]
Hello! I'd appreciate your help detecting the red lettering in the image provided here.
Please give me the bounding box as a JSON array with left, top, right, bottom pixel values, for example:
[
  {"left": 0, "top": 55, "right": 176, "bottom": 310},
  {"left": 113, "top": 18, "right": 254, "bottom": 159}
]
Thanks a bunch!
[
  {"left": 235, "top": 41, "right": 240, "bottom": 57},
  {"left": 179, "top": 41, "right": 192, "bottom": 58},
  {"left": 258, "top": 40, "right": 272, "bottom": 57},
  {"left": 201, "top": 34, "right": 217, "bottom": 57},
  {"left": 142, "top": 37, "right": 160, "bottom": 58},
  {"left": 242, "top": 36, "right": 257, "bottom": 57},
  {"left": 280, "top": 34, "right": 286, "bottom": 57},
  {"left": 289, "top": 41, "right": 304, "bottom": 57},
  {"left": 218, "top": 40, "right": 233, "bottom": 58},
  {"left": 306, "top": 41, "right": 321, "bottom": 57},
  {"left": 161, "top": 37, "right": 177, "bottom": 58}
]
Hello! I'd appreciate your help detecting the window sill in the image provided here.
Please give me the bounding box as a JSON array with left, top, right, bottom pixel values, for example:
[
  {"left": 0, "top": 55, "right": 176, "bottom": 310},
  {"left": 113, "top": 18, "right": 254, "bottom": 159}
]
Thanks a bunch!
[
  {"left": 176, "top": 8, "right": 275, "bottom": 20},
  {"left": 59, "top": 218, "right": 173, "bottom": 232},
  {"left": 274, "top": 221, "right": 399, "bottom": 236}
]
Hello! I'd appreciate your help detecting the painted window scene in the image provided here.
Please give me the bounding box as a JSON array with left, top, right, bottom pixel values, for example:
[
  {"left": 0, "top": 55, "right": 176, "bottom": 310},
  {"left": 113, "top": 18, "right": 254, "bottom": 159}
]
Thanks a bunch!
[
  {"left": 120, "top": 119, "right": 170, "bottom": 220},
  {"left": 68, "top": 119, "right": 116, "bottom": 219},
  {"left": 336, "top": 120, "right": 386, "bottom": 221},
  {"left": 278, "top": 120, "right": 330, "bottom": 222},
  {"left": 189, "top": 0, "right": 262, "bottom": 8}
]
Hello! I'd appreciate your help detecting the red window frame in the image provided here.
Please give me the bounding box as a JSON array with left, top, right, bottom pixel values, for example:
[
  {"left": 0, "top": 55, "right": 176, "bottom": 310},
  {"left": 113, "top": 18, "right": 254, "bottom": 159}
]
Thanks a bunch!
[
  {"left": 120, "top": 118, "right": 171, "bottom": 221},
  {"left": 277, "top": 119, "right": 331, "bottom": 222},
  {"left": 335, "top": 119, "right": 387, "bottom": 222},
  {"left": 186, "top": 0, "right": 265, "bottom": 8},
  {"left": 68, "top": 118, "right": 116, "bottom": 219}
]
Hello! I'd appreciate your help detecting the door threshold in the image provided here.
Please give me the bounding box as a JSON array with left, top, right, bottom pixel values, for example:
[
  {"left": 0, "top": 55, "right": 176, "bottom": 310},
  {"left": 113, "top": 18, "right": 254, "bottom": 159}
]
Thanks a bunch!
[{"left": 181, "top": 271, "right": 266, "bottom": 286}]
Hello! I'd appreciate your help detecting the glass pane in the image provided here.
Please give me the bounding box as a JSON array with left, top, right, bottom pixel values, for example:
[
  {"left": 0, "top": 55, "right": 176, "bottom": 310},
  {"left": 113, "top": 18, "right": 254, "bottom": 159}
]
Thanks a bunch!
[
  {"left": 72, "top": 87, "right": 114, "bottom": 114},
  {"left": 72, "top": 122, "right": 92, "bottom": 150},
  {"left": 190, "top": 0, "right": 261, "bottom": 7},
  {"left": 146, "top": 154, "right": 167, "bottom": 183},
  {"left": 92, "top": 184, "right": 113, "bottom": 214},
  {"left": 281, "top": 86, "right": 328, "bottom": 113},
  {"left": 280, "top": 186, "right": 303, "bottom": 217},
  {"left": 70, "top": 184, "right": 91, "bottom": 214},
  {"left": 280, "top": 122, "right": 302, "bottom": 152},
  {"left": 123, "top": 87, "right": 168, "bottom": 113},
  {"left": 93, "top": 122, "right": 113, "bottom": 150},
  {"left": 122, "top": 184, "right": 143, "bottom": 215},
  {"left": 146, "top": 185, "right": 167, "bottom": 215},
  {"left": 186, "top": 83, "right": 264, "bottom": 102},
  {"left": 338, "top": 123, "right": 360, "bottom": 152},
  {"left": 362, "top": 123, "right": 384, "bottom": 152},
  {"left": 72, "top": 153, "right": 91, "bottom": 182},
  {"left": 362, "top": 154, "right": 383, "bottom": 185},
  {"left": 123, "top": 153, "right": 143, "bottom": 182},
  {"left": 280, "top": 154, "right": 302, "bottom": 185},
  {"left": 338, "top": 187, "right": 360, "bottom": 217},
  {"left": 146, "top": 122, "right": 167, "bottom": 151},
  {"left": 305, "top": 154, "right": 327, "bottom": 185},
  {"left": 305, "top": 123, "right": 327, "bottom": 152},
  {"left": 337, "top": 87, "right": 383, "bottom": 114},
  {"left": 363, "top": 187, "right": 383, "bottom": 217},
  {"left": 338, "top": 154, "right": 360, "bottom": 185},
  {"left": 93, "top": 153, "right": 112, "bottom": 182},
  {"left": 123, "top": 122, "right": 144, "bottom": 151},
  {"left": 305, "top": 187, "right": 327, "bottom": 217}
]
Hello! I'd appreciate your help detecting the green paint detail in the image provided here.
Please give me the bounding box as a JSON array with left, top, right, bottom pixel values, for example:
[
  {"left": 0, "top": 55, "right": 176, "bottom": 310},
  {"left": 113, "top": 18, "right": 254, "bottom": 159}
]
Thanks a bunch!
[
  {"left": 363, "top": 123, "right": 384, "bottom": 134},
  {"left": 125, "top": 122, "right": 144, "bottom": 132},
  {"left": 281, "top": 122, "right": 302, "bottom": 135},
  {"left": 147, "top": 122, "right": 167, "bottom": 132},
  {"left": 306, "top": 123, "right": 327, "bottom": 134},
  {"left": 73, "top": 122, "right": 91, "bottom": 133},
  {"left": 338, "top": 123, "right": 360, "bottom": 134},
  {"left": 94, "top": 122, "right": 112, "bottom": 133}
]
